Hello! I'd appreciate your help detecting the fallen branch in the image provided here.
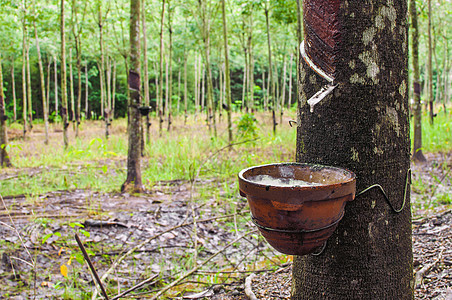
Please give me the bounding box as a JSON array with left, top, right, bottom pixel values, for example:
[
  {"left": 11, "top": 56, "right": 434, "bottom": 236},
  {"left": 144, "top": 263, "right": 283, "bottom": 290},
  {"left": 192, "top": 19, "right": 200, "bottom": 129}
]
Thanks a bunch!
[
  {"left": 244, "top": 273, "right": 258, "bottom": 300},
  {"left": 149, "top": 230, "right": 258, "bottom": 300},
  {"left": 83, "top": 219, "right": 129, "bottom": 228},
  {"left": 75, "top": 234, "right": 110, "bottom": 300},
  {"left": 415, "top": 249, "right": 444, "bottom": 288},
  {"left": 110, "top": 274, "right": 158, "bottom": 300}
]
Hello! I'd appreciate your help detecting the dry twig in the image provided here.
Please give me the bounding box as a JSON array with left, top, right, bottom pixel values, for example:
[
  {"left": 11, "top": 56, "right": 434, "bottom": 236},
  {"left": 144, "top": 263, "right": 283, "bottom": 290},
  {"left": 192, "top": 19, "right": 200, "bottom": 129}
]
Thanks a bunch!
[
  {"left": 149, "top": 230, "right": 258, "bottom": 300},
  {"left": 244, "top": 273, "right": 258, "bottom": 300},
  {"left": 415, "top": 249, "right": 444, "bottom": 288}
]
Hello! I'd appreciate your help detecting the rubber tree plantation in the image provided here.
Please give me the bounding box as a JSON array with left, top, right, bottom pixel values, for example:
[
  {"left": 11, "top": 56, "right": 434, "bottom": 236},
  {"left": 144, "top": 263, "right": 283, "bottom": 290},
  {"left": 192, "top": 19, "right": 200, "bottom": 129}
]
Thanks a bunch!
[{"left": 0, "top": 0, "right": 450, "bottom": 299}]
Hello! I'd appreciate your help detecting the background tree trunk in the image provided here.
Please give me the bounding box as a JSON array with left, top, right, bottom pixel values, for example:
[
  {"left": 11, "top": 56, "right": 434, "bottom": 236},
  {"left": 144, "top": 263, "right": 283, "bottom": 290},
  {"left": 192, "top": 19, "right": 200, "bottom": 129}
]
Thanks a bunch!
[
  {"left": 141, "top": 0, "right": 151, "bottom": 144},
  {"left": 32, "top": 0, "right": 49, "bottom": 144},
  {"left": 26, "top": 39, "right": 33, "bottom": 131},
  {"left": 46, "top": 60, "right": 51, "bottom": 116},
  {"left": 410, "top": 0, "right": 426, "bottom": 162},
  {"left": 295, "top": 0, "right": 302, "bottom": 113},
  {"left": 248, "top": 12, "right": 255, "bottom": 112},
  {"left": 427, "top": 0, "right": 434, "bottom": 125},
  {"left": 184, "top": 51, "right": 187, "bottom": 124},
  {"left": 158, "top": 0, "right": 165, "bottom": 135},
  {"left": 69, "top": 48, "right": 75, "bottom": 128},
  {"left": 0, "top": 55, "right": 12, "bottom": 167},
  {"left": 61, "top": 0, "right": 69, "bottom": 148},
  {"left": 54, "top": 56, "right": 58, "bottom": 117},
  {"left": 264, "top": 5, "right": 276, "bottom": 134},
  {"left": 85, "top": 62, "right": 89, "bottom": 118},
  {"left": 167, "top": 0, "right": 173, "bottom": 132},
  {"left": 71, "top": 0, "right": 86, "bottom": 138},
  {"left": 221, "top": 0, "right": 233, "bottom": 143},
  {"left": 280, "top": 55, "right": 286, "bottom": 125},
  {"left": 292, "top": 1, "right": 413, "bottom": 299},
  {"left": 121, "top": 0, "right": 143, "bottom": 193},
  {"left": 10, "top": 63, "right": 17, "bottom": 122}
]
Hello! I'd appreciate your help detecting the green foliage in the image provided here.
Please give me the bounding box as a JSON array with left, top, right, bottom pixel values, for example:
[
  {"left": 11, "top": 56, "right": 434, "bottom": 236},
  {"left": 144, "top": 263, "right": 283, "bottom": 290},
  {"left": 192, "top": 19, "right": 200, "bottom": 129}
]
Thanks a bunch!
[
  {"left": 411, "top": 109, "right": 451, "bottom": 152},
  {"left": 236, "top": 113, "right": 258, "bottom": 139}
]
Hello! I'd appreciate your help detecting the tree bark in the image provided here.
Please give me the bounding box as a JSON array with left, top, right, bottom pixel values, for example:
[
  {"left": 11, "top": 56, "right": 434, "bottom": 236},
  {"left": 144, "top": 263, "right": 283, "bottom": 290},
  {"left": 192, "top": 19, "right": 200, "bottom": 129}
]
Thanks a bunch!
[
  {"left": 32, "top": 0, "right": 49, "bottom": 144},
  {"left": 242, "top": 47, "right": 247, "bottom": 112},
  {"left": 177, "top": 60, "right": 181, "bottom": 113},
  {"left": 221, "top": 0, "right": 233, "bottom": 143},
  {"left": 292, "top": 1, "right": 413, "bottom": 299},
  {"left": 69, "top": 48, "right": 75, "bottom": 127},
  {"left": 22, "top": 4, "right": 28, "bottom": 138},
  {"left": 248, "top": 12, "right": 255, "bottom": 112},
  {"left": 165, "top": 55, "right": 169, "bottom": 129},
  {"left": 295, "top": 0, "right": 302, "bottom": 113},
  {"left": 410, "top": 0, "right": 426, "bottom": 162},
  {"left": 158, "top": 0, "right": 165, "bottom": 135},
  {"left": 197, "top": 0, "right": 217, "bottom": 136},
  {"left": 61, "top": 0, "right": 69, "bottom": 148},
  {"left": 105, "top": 57, "right": 112, "bottom": 139},
  {"left": 71, "top": 0, "right": 86, "bottom": 138},
  {"left": 0, "top": 55, "right": 12, "bottom": 167},
  {"left": 85, "top": 62, "right": 89, "bottom": 118},
  {"left": 264, "top": 5, "right": 276, "bottom": 134},
  {"left": 288, "top": 51, "right": 293, "bottom": 109},
  {"left": 142, "top": 0, "right": 151, "bottom": 144},
  {"left": 54, "top": 56, "right": 59, "bottom": 117},
  {"left": 46, "top": 60, "right": 51, "bottom": 116},
  {"left": 26, "top": 38, "right": 33, "bottom": 131},
  {"left": 427, "top": 0, "right": 434, "bottom": 125},
  {"left": 10, "top": 63, "right": 17, "bottom": 122},
  {"left": 112, "top": 61, "right": 116, "bottom": 120},
  {"left": 184, "top": 51, "right": 187, "bottom": 124},
  {"left": 122, "top": 0, "right": 143, "bottom": 193},
  {"left": 280, "top": 55, "right": 287, "bottom": 125},
  {"left": 167, "top": 0, "right": 173, "bottom": 132}
]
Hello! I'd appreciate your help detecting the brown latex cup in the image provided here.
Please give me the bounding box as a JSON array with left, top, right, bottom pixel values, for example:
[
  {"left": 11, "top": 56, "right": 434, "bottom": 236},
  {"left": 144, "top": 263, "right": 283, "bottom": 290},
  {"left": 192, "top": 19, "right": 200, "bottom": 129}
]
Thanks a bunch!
[{"left": 238, "top": 163, "right": 356, "bottom": 255}]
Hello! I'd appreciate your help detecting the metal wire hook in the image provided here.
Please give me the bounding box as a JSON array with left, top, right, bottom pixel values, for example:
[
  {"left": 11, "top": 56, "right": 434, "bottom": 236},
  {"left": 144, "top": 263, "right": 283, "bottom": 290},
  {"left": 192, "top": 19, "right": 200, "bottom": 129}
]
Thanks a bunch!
[{"left": 356, "top": 168, "right": 411, "bottom": 213}]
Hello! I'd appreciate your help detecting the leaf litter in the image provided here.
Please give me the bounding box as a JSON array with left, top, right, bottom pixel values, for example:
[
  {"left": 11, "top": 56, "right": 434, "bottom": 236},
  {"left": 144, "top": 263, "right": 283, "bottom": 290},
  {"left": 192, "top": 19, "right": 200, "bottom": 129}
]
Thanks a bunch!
[{"left": 0, "top": 153, "right": 451, "bottom": 299}]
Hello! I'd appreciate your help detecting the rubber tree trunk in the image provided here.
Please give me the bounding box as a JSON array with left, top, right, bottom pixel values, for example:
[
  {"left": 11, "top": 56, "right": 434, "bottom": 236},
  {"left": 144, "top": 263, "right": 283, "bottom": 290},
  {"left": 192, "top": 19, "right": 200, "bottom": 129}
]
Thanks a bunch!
[
  {"left": 288, "top": 52, "right": 293, "bottom": 109},
  {"left": 221, "top": 0, "right": 233, "bottom": 143},
  {"left": 264, "top": 6, "right": 276, "bottom": 134},
  {"left": 142, "top": 0, "right": 151, "bottom": 145},
  {"left": 10, "top": 63, "right": 17, "bottom": 122},
  {"left": 184, "top": 51, "right": 187, "bottom": 124},
  {"left": 26, "top": 40, "right": 33, "bottom": 131},
  {"left": 69, "top": 48, "right": 75, "bottom": 129},
  {"left": 248, "top": 12, "right": 255, "bottom": 112},
  {"left": 122, "top": 0, "right": 143, "bottom": 193},
  {"left": 167, "top": 0, "right": 173, "bottom": 132},
  {"left": 280, "top": 55, "right": 287, "bottom": 125},
  {"left": 21, "top": 6, "right": 28, "bottom": 138},
  {"left": 427, "top": 0, "right": 434, "bottom": 125},
  {"left": 71, "top": 0, "right": 84, "bottom": 138},
  {"left": 85, "top": 62, "right": 88, "bottom": 118},
  {"left": 295, "top": 0, "right": 302, "bottom": 112},
  {"left": 54, "top": 56, "right": 59, "bottom": 117},
  {"left": 158, "top": 0, "right": 165, "bottom": 136},
  {"left": 32, "top": 0, "right": 49, "bottom": 144},
  {"left": 46, "top": 60, "right": 51, "bottom": 115},
  {"left": 410, "top": 0, "right": 426, "bottom": 162},
  {"left": 292, "top": 1, "right": 413, "bottom": 299},
  {"left": 61, "top": 0, "right": 69, "bottom": 148},
  {"left": 0, "top": 55, "right": 12, "bottom": 167}
]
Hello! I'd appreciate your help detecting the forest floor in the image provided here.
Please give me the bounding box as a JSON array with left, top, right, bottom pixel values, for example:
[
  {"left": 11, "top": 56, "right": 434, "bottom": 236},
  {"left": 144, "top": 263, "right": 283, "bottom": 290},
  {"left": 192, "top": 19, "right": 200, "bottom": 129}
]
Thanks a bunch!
[{"left": 0, "top": 116, "right": 451, "bottom": 299}]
